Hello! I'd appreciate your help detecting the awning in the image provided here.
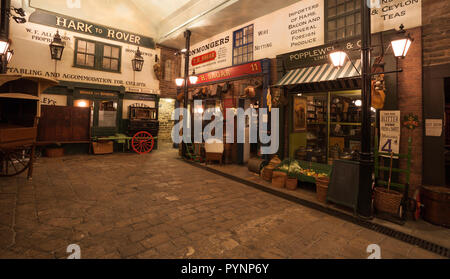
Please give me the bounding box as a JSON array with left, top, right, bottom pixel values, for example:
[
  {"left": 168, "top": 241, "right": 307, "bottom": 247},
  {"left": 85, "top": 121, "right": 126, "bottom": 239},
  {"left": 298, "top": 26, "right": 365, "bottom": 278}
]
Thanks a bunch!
[{"left": 276, "top": 60, "right": 361, "bottom": 87}]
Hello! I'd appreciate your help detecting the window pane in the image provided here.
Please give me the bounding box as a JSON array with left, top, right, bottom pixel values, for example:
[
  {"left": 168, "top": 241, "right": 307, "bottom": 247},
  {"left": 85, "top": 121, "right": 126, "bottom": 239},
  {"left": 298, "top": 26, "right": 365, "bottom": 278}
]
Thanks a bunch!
[
  {"left": 103, "top": 58, "right": 110, "bottom": 69},
  {"left": 356, "top": 12, "right": 361, "bottom": 23},
  {"left": 87, "top": 42, "right": 95, "bottom": 54},
  {"left": 346, "top": 14, "right": 354, "bottom": 25},
  {"left": 356, "top": 23, "right": 361, "bottom": 35},
  {"left": 337, "top": 28, "right": 346, "bottom": 39},
  {"left": 104, "top": 45, "right": 112, "bottom": 57},
  {"left": 111, "top": 59, "right": 118, "bottom": 71},
  {"left": 328, "top": 20, "right": 336, "bottom": 30},
  {"left": 337, "top": 0, "right": 345, "bottom": 4},
  {"left": 248, "top": 35, "right": 253, "bottom": 43},
  {"left": 337, "top": 4, "right": 345, "bottom": 15},
  {"left": 98, "top": 101, "right": 117, "bottom": 128},
  {"left": 337, "top": 17, "right": 345, "bottom": 28},
  {"left": 328, "top": 31, "right": 336, "bottom": 42},
  {"left": 328, "top": 7, "right": 336, "bottom": 17},
  {"left": 86, "top": 55, "right": 95, "bottom": 67},
  {"left": 77, "top": 53, "right": 85, "bottom": 65},
  {"left": 328, "top": 0, "right": 337, "bottom": 7},
  {"left": 111, "top": 47, "right": 119, "bottom": 58},
  {"left": 346, "top": 1, "right": 354, "bottom": 11},
  {"left": 78, "top": 40, "right": 86, "bottom": 53},
  {"left": 346, "top": 26, "right": 354, "bottom": 37}
]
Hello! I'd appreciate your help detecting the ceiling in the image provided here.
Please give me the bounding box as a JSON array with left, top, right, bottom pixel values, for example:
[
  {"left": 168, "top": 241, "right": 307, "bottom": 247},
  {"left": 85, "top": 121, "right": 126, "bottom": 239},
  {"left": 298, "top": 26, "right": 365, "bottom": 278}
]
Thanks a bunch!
[{"left": 23, "top": 0, "right": 303, "bottom": 49}]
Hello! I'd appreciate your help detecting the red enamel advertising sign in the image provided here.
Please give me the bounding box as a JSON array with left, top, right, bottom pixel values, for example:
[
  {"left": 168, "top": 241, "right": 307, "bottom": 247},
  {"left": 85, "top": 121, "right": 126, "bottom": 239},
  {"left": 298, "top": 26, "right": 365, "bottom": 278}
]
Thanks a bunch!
[
  {"left": 196, "top": 61, "right": 263, "bottom": 84},
  {"left": 192, "top": 51, "right": 217, "bottom": 66}
]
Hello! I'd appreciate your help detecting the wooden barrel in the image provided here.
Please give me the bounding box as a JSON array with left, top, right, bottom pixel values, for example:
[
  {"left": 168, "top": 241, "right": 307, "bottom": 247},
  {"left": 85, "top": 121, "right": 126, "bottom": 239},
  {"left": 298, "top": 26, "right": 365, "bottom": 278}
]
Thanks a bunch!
[
  {"left": 422, "top": 186, "right": 450, "bottom": 228},
  {"left": 248, "top": 157, "right": 264, "bottom": 173}
]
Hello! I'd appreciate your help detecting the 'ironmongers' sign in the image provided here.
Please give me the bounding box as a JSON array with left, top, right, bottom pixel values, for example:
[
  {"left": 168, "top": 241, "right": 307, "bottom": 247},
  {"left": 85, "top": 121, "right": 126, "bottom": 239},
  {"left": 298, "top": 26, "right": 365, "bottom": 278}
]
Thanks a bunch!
[
  {"left": 196, "top": 61, "right": 262, "bottom": 84},
  {"left": 29, "top": 10, "right": 155, "bottom": 49}
]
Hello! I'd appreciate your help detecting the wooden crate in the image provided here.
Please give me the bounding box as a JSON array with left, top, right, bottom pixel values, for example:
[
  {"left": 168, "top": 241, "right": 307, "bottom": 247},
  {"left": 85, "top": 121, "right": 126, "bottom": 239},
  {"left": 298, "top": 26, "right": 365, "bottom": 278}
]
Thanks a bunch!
[{"left": 92, "top": 141, "right": 114, "bottom": 155}]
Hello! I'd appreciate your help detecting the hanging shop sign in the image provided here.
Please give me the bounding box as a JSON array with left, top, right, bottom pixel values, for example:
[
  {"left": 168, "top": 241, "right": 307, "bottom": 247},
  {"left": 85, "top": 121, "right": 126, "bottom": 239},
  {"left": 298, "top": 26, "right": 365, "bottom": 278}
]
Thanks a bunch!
[
  {"left": 196, "top": 61, "right": 263, "bottom": 85},
  {"left": 379, "top": 110, "right": 401, "bottom": 155},
  {"left": 28, "top": 9, "right": 155, "bottom": 49}
]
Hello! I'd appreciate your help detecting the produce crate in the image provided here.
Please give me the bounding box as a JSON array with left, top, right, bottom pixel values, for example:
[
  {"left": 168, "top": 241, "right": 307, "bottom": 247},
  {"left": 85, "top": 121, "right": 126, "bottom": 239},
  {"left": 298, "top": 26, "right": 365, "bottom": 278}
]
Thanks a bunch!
[{"left": 274, "top": 159, "right": 332, "bottom": 183}]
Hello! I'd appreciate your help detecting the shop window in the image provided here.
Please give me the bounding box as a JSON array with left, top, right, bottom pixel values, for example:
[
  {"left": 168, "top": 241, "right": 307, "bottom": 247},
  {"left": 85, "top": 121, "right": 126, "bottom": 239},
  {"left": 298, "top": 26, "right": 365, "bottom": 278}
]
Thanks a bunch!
[
  {"left": 164, "top": 59, "right": 174, "bottom": 82},
  {"left": 326, "top": 0, "right": 361, "bottom": 42},
  {"left": 293, "top": 91, "right": 376, "bottom": 165},
  {"left": 74, "top": 38, "right": 121, "bottom": 72},
  {"left": 233, "top": 24, "right": 254, "bottom": 65},
  {"left": 98, "top": 100, "right": 118, "bottom": 128}
]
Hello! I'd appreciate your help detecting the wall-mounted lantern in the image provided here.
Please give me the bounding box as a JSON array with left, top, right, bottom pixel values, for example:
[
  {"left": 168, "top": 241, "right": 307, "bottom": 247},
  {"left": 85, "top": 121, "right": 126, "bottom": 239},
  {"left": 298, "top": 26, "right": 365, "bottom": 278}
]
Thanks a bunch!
[
  {"left": 132, "top": 47, "right": 144, "bottom": 72},
  {"left": 49, "top": 31, "right": 65, "bottom": 60}
]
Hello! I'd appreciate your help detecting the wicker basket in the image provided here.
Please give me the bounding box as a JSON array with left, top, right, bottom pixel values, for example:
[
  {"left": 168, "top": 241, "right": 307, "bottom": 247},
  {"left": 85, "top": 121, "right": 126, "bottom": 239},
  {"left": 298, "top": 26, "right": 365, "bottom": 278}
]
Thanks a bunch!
[
  {"left": 286, "top": 177, "right": 298, "bottom": 191},
  {"left": 373, "top": 187, "right": 403, "bottom": 215},
  {"left": 316, "top": 178, "right": 329, "bottom": 203},
  {"left": 272, "top": 171, "right": 287, "bottom": 188},
  {"left": 261, "top": 166, "right": 274, "bottom": 181}
]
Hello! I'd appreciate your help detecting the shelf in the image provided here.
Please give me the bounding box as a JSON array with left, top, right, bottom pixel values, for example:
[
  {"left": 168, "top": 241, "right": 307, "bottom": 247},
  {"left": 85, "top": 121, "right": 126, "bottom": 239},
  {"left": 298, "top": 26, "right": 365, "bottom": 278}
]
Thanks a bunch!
[{"left": 330, "top": 122, "right": 362, "bottom": 126}]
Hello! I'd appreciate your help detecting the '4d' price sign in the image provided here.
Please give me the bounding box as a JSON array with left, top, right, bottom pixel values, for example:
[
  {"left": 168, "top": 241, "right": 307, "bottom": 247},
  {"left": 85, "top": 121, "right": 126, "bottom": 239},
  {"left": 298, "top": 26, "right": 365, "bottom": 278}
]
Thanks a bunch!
[{"left": 379, "top": 111, "right": 401, "bottom": 155}]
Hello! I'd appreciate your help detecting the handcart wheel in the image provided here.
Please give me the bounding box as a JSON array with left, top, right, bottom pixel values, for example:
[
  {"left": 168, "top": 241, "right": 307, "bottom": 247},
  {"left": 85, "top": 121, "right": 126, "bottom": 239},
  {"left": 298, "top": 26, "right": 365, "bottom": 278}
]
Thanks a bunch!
[
  {"left": 0, "top": 147, "right": 33, "bottom": 177},
  {"left": 131, "top": 131, "right": 154, "bottom": 155}
]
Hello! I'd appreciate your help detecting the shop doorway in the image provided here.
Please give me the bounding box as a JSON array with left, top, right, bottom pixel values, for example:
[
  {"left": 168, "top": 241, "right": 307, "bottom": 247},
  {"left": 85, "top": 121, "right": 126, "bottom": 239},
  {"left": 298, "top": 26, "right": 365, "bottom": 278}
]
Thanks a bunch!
[
  {"left": 74, "top": 98, "right": 119, "bottom": 137},
  {"left": 445, "top": 77, "right": 450, "bottom": 186}
]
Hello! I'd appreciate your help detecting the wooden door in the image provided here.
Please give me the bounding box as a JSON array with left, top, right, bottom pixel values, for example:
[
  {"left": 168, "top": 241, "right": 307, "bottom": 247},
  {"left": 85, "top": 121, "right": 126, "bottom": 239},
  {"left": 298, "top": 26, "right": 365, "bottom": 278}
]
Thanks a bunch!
[{"left": 38, "top": 106, "right": 90, "bottom": 143}]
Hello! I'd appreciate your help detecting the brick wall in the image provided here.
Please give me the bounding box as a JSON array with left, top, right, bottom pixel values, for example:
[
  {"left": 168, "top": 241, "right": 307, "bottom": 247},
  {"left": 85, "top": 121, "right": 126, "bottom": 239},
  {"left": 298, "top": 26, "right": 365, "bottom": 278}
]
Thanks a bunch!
[
  {"left": 422, "top": 0, "right": 450, "bottom": 66},
  {"left": 158, "top": 98, "right": 176, "bottom": 142},
  {"left": 398, "top": 27, "right": 423, "bottom": 194},
  {"left": 157, "top": 44, "right": 181, "bottom": 99}
]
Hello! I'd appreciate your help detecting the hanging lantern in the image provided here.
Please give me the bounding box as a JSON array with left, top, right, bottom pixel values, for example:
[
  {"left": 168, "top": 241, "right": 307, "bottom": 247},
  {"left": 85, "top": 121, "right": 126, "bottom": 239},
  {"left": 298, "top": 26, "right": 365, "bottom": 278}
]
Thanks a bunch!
[
  {"left": 329, "top": 50, "right": 348, "bottom": 67},
  {"left": 175, "top": 77, "right": 184, "bottom": 87},
  {"left": 391, "top": 24, "right": 413, "bottom": 58},
  {"left": 132, "top": 47, "right": 144, "bottom": 72},
  {"left": 189, "top": 70, "right": 198, "bottom": 85},
  {"left": 49, "top": 31, "right": 65, "bottom": 60}
]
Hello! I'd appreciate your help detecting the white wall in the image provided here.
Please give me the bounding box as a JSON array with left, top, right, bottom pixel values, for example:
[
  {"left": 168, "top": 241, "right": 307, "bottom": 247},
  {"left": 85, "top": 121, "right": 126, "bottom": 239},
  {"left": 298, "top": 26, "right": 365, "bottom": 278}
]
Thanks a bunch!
[
  {"left": 188, "top": 0, "right": 422, "bottom": 74},
  {"left": 7, "top": 1, "right": 160, "bottom": 93}
]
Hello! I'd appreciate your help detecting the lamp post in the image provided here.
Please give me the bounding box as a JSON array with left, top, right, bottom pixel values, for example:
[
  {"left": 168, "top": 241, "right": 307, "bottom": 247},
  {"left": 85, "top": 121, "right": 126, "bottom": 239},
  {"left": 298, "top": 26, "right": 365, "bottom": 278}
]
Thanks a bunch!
[
  {"left": 176, "top": 30, "right": 193, "bottom": 158},
  {"left": 357, "top": 0, "right": 373, "bottom": 218},
  {"left": 329, "top": 3, "right": 413, "bottom": 218}
]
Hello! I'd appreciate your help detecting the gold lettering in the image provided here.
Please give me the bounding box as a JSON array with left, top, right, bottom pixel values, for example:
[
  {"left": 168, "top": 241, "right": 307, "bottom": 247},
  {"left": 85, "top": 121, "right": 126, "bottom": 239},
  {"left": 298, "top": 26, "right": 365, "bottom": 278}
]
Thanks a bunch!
[
  {"left": 67, "top": 20, "right": 76, "bottom": 30},
  {"left": 56, "top": 16, "right": 67, "bottom": 27},
  {"left": 77, "top": 22, "right": 85, "bottom": 32},
  {"left": 107, "top": 29, "right": 115, "bottom": 39},
  {"left": 135, "top": 36, "right": 141, "bottom": 45}
]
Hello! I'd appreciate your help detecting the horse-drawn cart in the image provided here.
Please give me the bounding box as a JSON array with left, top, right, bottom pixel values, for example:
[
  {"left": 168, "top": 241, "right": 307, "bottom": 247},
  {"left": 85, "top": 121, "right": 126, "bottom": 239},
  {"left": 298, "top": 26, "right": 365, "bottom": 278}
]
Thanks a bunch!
[{"left": 0, "top": 75, "right": 58, "bottom": 179}]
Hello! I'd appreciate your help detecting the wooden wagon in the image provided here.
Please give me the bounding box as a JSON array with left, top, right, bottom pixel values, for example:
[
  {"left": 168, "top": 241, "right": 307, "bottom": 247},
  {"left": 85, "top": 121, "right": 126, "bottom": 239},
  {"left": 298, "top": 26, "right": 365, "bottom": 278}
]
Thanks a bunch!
[{"left": 0, "top": 75, "right": 58, "bottom": 179}]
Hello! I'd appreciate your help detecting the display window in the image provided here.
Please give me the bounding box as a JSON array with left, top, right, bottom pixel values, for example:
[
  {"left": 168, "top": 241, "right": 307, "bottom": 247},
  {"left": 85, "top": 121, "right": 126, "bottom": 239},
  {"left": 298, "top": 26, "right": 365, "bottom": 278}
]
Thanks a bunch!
[{"left": 292, "top": 90, "right": 375, "bottom": 165}]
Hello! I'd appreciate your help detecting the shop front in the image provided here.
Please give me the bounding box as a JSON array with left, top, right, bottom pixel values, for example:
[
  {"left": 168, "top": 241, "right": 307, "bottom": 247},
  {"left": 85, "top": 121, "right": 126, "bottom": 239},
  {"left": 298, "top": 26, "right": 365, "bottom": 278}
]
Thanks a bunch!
[
  {"left": 182, "top": 59, "right": 271, "bottom": 165},
  {"left": 276, "top": 33, "right": 400, "bottom": 164},
  {"left": 273, "top": 29, "right": 421, "bottom": 215}
]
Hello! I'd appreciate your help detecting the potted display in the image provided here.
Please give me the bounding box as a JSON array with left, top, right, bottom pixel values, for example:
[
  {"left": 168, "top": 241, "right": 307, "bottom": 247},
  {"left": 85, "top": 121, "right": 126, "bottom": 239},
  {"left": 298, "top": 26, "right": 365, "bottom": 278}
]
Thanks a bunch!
[
  {"left": 316, "top": 176, "right": 330, "bottom": 203},
  {"left": 286, "top": 161, "right": 299, "bottom": 191}
]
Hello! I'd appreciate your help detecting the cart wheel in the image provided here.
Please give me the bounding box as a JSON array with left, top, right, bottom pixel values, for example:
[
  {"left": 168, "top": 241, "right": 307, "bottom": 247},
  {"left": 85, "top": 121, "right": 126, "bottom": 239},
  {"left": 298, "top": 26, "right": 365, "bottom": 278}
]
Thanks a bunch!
[
  {"left": 0, "top": 147, "right": 32, "bottom": 177},
  {"left": 131, "top": 131, "right": 154, "bottom": 155}
]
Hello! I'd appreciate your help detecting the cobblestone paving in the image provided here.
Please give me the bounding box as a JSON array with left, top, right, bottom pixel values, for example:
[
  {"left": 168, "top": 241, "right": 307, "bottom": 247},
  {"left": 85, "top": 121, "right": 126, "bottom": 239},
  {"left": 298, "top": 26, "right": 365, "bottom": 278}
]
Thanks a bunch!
[{"left": 0, "top": 144, "right": 443, "bottom": 259}]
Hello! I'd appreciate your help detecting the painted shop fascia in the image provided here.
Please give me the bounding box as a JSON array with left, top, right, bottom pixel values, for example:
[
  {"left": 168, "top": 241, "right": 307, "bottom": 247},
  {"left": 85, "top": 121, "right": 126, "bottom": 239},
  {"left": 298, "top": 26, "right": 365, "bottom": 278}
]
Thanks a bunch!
[{"left": 6, "top": 6, "right": 162, "bottom": 137}]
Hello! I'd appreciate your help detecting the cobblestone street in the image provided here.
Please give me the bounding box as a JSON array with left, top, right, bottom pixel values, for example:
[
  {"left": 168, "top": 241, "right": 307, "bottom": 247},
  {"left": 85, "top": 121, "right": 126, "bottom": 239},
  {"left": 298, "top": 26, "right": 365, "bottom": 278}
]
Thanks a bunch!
[{"left": 0, "top": 145, "right": 443, "bottom": 259}]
